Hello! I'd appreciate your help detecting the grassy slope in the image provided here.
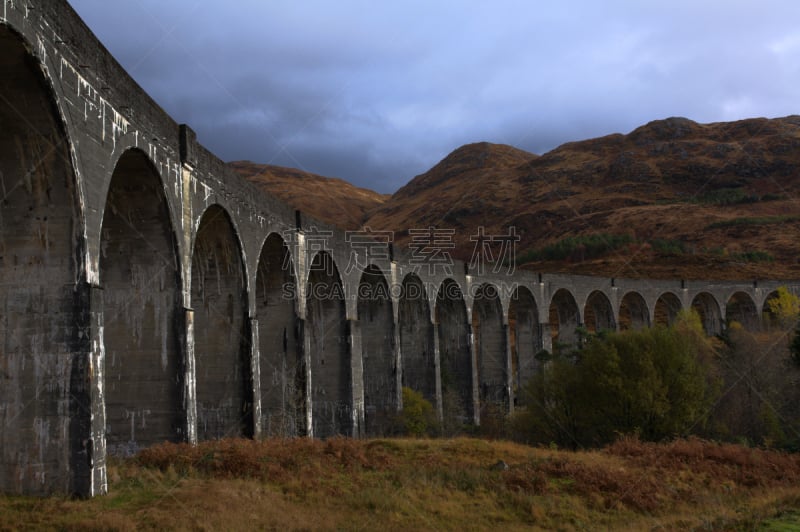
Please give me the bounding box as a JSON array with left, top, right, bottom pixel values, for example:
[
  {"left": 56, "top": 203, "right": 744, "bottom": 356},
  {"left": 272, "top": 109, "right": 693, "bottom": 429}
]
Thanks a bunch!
[
  {"left": 228, "top": 117, "right": 800, "bottom": 280},
  {"left": 3, "top": 437, "right": 800, "bottom": 531},
  {"left": 229, "top": 161, "right": 389, "bottom": 231},
  {"left": 364, "top": 116, "right": 800, "bottom": 280}
]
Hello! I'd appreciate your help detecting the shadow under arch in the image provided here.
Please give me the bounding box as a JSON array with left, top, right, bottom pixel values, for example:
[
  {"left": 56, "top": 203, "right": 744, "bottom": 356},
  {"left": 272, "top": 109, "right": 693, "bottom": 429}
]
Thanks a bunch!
[
  {"left": 549, "top": 288, "right": 580, "bottom": 353},
  {"left": 191, "top": 204, "right": 251, "bottom": 440},
  {"left": 256, "top": 232, "right": 302, "bottom": 437},
  {"left": 692, "top": 292, "right": 722, "bottom": 336},
  {"left": 508, "top": 285, "right": 540, "bottom": 405},
  {"left": 472, "top": 283, "right": 507, "bottom": 420},
  {"left": 399, "top": 273, "right": 436, "bottom": 407},
  {"left": 726, "top": 291, "right": 758, "bottom": 331},
  {"left": 306, "top": 251, "right": 351, "bottom": 438},
  {"left": 654, "top": 292, "right": 682, "bottom": 327},
  {"left": 100, "top": 148, "right": 182, "bottom": 456},
  {"left": 358, "top": 264, "right": 396, "bottom": 437},
  {"left": 0, "top": 25, "right": 87, "bottom": 495},
  {"left": 618, "top": 291, "right": 650, "bottom": 331},
  {"left": 436, "top": 278, "right": 473, "bottom": 429},
  {"left": 583, "top": 290, "right": 616, "bottom": 333}
]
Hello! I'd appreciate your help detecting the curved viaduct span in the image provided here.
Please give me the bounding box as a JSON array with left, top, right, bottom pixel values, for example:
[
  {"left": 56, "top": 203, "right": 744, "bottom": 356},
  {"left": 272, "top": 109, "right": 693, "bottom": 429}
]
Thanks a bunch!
[{"left": 1, "top": 1, "right": 798, "bottom": 496}]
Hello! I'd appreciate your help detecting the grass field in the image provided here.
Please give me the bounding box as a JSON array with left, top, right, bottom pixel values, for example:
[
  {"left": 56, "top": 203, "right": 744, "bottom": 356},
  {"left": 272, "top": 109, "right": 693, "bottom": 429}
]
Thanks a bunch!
[{"left": 3, "top": 436, "right": 800, "bottom": 531}]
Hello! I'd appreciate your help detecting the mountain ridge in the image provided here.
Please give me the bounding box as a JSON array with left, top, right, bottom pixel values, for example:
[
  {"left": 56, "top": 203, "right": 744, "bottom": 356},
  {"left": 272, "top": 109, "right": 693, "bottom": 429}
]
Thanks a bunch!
[{"left": 231, "top": 115, "right": 800, "bottom": 280}]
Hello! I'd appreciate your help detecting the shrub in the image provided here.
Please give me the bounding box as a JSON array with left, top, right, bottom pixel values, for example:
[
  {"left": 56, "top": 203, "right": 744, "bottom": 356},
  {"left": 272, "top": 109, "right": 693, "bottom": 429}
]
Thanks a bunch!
[
  {"left": 706, "top": 215, "right": 800, "bottom": 229},
  {"left": 733, "top": 250, "right": 774, "bottom": 263},
  {"left": 398, "top": 387, "right": 437, "bottom": 437},
  {"left": 518, "top": 233, "right": 634, "bottom": 263},
  {"left": 649, "top": 238, "right": 687, "bottom": 256},
  {"left": 512, "top": 310, "right": 719, "bottom": 448}
]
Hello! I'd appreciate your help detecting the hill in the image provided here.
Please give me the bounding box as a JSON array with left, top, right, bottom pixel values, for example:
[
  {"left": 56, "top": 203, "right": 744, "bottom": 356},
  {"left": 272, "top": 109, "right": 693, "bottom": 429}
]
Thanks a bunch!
[
  {"left": 229, "top": 161, "right": 389, "bottom": 231},
  {"left": 364, "top": 116, "right": 800, "bottom": 280},
  {"left": 3, "top": 437, "right": 800, "bottom": 529}
]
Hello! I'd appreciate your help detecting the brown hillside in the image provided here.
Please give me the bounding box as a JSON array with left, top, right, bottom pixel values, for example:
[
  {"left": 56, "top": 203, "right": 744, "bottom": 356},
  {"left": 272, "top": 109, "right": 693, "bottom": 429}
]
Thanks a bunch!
[
  {"left": 229, "top": 161, "right": 389, "bottom": 231},
  {"left": 365, "top": 116, "right": 800, "bottom": 280}
]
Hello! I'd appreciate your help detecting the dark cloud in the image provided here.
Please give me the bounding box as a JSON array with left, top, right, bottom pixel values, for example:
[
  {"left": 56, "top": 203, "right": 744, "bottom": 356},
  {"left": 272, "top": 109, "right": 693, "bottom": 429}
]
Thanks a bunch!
[{"left": 70, "top": 0, "right": 800, "bottom": 193}]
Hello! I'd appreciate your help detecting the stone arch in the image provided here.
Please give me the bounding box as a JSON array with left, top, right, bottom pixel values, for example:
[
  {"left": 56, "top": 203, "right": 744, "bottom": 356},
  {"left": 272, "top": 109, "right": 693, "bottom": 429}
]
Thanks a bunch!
[
  {"left": 692, "top": 292, "right": 722, "bottom": 336},
  {"left": 0, "top": 26, "right": 85, "bottom": 494},
  {"left": 358, "top": 265, "right": 396, "bottom": 437},
  {"left": 472, "top": 283, "right": 507, "bottom": 419},
  {"left": 100, "top": 149, "right": 182, "bottom": 456},
  {"left": 583, "top": 290, "right": 616, "bottom": 333},
  {"left": 726, "top": 291, "right": 758, "bottom": 331},
  {"left": 508, "top": 285, "right": 540, "bottom": 405},
  {"left": 618, "top": 291, "right": 650, "bottom": 331},
  {"left": 654, "top": 292, "right": 682, "bottom": 327},
  {"left": 436, "top": 278, "right": 473, "bottom": 426},
  {"left": 256, "top": 233, "right": 301, "bottom": 437},
  {"left": 549, "top": 288, "right": 580, "bottom": 352},
  {"left": 306, "top": 251, "right": 351, "bottom": 438},
  {"left": 191, "top": 204, "right": 250, "bottom": 440},
  {"left": 399, "top": 273, "right": 436, "bottom": 407}
]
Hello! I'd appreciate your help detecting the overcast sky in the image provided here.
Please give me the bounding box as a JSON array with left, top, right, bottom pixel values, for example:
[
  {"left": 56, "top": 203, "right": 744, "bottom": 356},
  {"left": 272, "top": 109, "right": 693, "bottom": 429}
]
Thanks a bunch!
[{"left": 69, "top": 1, "right": 800, "bottom": 193}]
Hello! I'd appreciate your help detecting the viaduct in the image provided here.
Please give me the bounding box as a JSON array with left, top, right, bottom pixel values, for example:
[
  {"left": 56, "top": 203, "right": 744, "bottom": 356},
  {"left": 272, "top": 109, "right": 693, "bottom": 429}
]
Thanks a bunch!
[{"left": 2, "top": 0, "right": 798, "bottom": 497}]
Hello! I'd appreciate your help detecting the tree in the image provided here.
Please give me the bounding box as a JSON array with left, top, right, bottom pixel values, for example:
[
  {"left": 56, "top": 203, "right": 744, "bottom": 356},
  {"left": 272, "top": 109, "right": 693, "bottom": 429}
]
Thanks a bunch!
[
  {"left": 398, "top": 387, "right": 437, "bottom": 437},
  {"left": 512, "top": 310, "right": 719, "bottom": 448},
  {"left": 711, "top": 323, "right": 800, "bottom": 448},
  {"left": 766, "top": 286, "right": 800, "bottom": 329}
]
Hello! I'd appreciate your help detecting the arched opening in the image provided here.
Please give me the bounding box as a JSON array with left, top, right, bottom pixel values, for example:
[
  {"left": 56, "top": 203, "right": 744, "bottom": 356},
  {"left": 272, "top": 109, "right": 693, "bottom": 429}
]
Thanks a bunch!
[
  {"left": 654, "top": 292, "right": 682, "bottom": 327},
  {"left": 358, "top": 265, "right": 395, "bottom": 437},
  {"left": 256, "top": 233, "right": 301, "bottom": 437},
  {"left": 472, "top": 283, "right": 507, "bottom": 420},
  {"left": 763, "top": 290, "right": 781, "bottom": 329},
  {"left": 692, "top": 292, "right": 722, "bottom": 336},
  {"left": 100, "top": 150, "right": 181, "bottom": 456},
  {"left": 508, "top": 286, "right": 540, "bottom": 405},
  {"left": 436, "top": 279, "right": 473, "bottom": 428},
  {"left": 399, "top": 273, "right": 435, "bottom": 406},
  {"left": 726, "top": 292, "right": 758, "bottom": 331},
  {"left": 191, "top": 205, "right": 250, "bottom": 440},
  {"left": 549, "top": 289, "right": 580, "bottom": 353},
  {"left": 306, "top": 252, "right": 350, "bottom": 438},
  {"left": 0, "top": 27, "right": 82, "bottom": 494},
  {"left": 618, "top": 292, "right": 650, "bottom": 331},
  {"left": 583, "top": 290, "right": 616, "bottom": 334}
]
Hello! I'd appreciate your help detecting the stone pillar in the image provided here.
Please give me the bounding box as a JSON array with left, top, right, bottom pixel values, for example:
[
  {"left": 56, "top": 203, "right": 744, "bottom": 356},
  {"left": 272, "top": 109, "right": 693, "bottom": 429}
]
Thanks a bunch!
[
  {"left": 468, "top": 322, "right": 480, "bottom": 426},
  {"left": 348, "top": 318, "right": 365, "bottom": 438},
  {"left": 69, "top": 282, "right": 107, "bottom": 497},
  {"left": 540, "top": 322, "right": 552, "bottom": 353},
  {"left": 180, "top": 308, "right": 197, "bottom": 445},
  {"left": 393, "top": 322, "right": 403, "bottom": 412},
  {"left": 88, "top": 284, "right": 107, "bottom": 497},
  {"left": 250, "top": 317, "right": 262, "bottom": 439},
  {"left": 503, "top": 322, "right": 514, "bottom": 414},
  {"left": 432, "top": 323, "right": 444, "bottom": 424},
  {"left": 299, "top": 317, "right": 313, "bottom": 437}
]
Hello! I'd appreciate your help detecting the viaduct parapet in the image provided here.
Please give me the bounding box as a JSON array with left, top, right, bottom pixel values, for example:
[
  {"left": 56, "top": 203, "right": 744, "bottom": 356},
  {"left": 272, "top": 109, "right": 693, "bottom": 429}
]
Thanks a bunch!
[{"left": 1, "top": 1, "right": 797, "bottom": 496}]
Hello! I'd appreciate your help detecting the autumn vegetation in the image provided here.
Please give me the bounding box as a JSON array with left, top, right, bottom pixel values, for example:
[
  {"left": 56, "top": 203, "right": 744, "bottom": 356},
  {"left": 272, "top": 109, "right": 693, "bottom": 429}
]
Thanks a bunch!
[{"left": 3, "top": 436, "right": 800, "bottom": 530}]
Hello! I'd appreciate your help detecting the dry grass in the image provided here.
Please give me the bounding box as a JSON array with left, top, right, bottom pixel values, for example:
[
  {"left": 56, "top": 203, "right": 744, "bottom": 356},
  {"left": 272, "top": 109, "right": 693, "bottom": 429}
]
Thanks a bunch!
[{"left": 3, "top": 436, "right": 800, "bottom": 530}]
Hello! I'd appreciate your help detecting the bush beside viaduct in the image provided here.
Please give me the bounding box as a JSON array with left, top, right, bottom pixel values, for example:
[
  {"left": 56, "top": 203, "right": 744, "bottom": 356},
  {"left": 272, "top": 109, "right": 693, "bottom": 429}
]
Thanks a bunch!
[{"left": 1, "top": 0, "right": 797, "bottom": 496}]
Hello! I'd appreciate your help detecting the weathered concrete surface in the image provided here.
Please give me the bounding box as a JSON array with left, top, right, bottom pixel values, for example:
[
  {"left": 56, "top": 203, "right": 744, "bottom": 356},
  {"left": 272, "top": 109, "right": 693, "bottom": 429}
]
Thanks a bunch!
[
  {"left": 2, "top": 0, "right": 800, "bottom": 497},
  {"left": 256, "top": 234, "right": 301, "bottom": 437},
  {"left": 358, "top": 266, "right": 395, "bottom": 437},
  {"left": 101, "top": 149, "right": 182, "bottom": 456},
  {"left": 398, "top": 273, "right": 436, "bottom": 407}
]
